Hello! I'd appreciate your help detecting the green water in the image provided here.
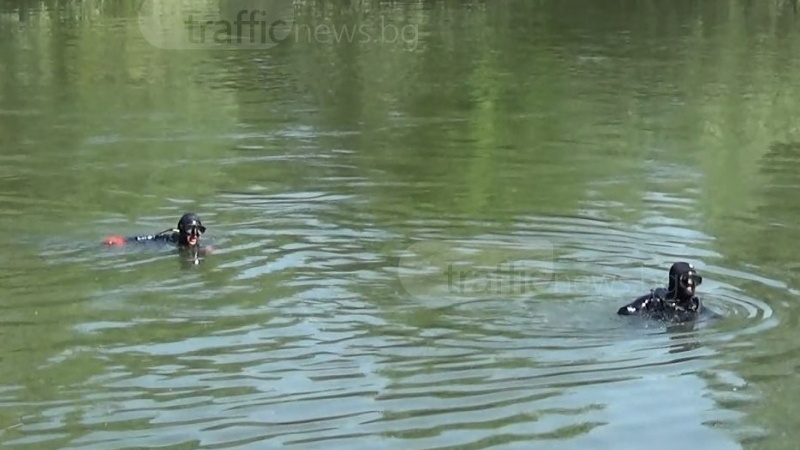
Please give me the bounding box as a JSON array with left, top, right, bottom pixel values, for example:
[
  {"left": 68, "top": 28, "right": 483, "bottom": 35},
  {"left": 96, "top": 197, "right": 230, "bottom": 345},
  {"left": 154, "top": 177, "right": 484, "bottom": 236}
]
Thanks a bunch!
[{"left": 2, "top": 0, "right": 800, "bottom": 449}]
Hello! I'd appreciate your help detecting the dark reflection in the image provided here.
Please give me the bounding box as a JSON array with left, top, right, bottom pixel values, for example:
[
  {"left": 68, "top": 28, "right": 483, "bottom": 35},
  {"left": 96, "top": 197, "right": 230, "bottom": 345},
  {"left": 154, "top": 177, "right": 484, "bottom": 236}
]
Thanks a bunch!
[
  {"left": 218, "top": 0, "right": 295, "bottom": 47},
  {"left": 753, "top": 141, "right": 800, "bottom": 278},
  {"left": 177, "top": 245, "right": 211, "bottom": 269},
  {"left": 666, "top": 321, "right": 700, "bottom": 335},
  {"left": 725, "top": 140, "right": 800, "bottom": 447},
  {"left": 759, "top": 141, "right": 800, "bottom": 217},
  {"left": 665, "top": 328, "right": 705, "bottom": 361}
]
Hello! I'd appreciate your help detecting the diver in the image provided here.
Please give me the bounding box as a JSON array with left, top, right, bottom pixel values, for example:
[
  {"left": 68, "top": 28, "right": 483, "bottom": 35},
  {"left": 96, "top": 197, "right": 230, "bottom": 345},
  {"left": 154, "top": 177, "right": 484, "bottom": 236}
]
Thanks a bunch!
[
  {"left": 617, "top": 262, "right": 704, "bottom": 322},
  {"left": 104, "top": 213, "right": 207, "bottom": 248}
]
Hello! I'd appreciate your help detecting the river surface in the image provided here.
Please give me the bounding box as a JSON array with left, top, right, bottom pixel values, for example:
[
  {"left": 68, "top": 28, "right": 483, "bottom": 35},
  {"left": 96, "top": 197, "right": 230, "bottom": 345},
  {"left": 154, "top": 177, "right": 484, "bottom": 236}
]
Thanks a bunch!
[{"left": 2, "top": 1, "right": 800, "bottom": 449}]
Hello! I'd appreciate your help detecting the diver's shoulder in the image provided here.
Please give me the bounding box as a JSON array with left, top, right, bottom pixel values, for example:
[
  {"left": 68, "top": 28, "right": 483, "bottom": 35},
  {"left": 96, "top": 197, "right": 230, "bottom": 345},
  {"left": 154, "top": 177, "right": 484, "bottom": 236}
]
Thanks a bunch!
[
  {"left": 154, "top": 228, "right": 180, "bottom": 241},
  {"left": 617, "top": 289, "right": 659, "bottom": 315},
  {"left": 124, "top": 229, "right": 180, "bottom": 245}
]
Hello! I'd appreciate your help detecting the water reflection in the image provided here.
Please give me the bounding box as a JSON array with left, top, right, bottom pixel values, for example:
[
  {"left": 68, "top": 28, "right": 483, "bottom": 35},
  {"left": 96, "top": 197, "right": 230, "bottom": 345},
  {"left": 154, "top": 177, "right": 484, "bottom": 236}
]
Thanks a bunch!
[
  {"left": 2, "top": 0, "right": 800, "bottom": 449},
  {"left": 177, "top": 246, "right": 209, "bottom": 269}
]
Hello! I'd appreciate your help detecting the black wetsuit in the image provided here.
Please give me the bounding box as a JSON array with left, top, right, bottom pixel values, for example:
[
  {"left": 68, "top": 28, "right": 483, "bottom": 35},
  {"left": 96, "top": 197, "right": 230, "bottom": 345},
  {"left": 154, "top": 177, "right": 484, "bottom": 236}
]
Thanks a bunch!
[
  {"left": 617, "top": 262, "right": 704, "bottom": 322},
  {"left": 617, "top": 287, "right": 701, "bottom": 322},
  {"left": 122, "top": 214, "right": 206, "bottom": 248},
  {"left": 126, "top": 228, "right": 184, "bottom": 245}
]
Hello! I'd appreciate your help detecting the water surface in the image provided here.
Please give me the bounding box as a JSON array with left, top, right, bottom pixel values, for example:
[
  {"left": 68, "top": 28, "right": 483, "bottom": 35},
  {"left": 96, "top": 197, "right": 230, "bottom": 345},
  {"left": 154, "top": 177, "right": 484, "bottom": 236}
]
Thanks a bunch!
[{"left": 1, "top": 1, "right": 800, "bottom": 449}]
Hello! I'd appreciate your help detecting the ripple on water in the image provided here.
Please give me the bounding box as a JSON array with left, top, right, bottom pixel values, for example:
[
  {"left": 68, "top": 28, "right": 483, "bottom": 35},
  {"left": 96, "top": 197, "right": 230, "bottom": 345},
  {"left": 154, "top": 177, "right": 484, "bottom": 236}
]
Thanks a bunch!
[
  {"left": 381, "top": 214, "right": 779, "bottom": 447},
  {"left": 3, "top": 207, "right": 783, "bottom": 450}
]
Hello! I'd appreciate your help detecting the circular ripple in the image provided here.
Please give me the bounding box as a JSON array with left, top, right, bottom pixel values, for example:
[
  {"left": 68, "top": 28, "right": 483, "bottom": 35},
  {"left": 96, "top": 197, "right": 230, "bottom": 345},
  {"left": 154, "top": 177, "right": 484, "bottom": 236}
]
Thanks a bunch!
[
  {"left": 9, "top": 210, "right": 785, "bottom": 450},
  {"left": 395, "top": 214, "right": 781, "bottom": 347}
]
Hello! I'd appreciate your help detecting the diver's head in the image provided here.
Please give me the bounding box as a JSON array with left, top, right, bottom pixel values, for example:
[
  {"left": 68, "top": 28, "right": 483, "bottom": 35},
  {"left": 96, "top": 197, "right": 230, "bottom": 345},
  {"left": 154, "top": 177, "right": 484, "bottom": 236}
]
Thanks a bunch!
[
  {"left": 177, "top": 213, "right": 206, "bottom": 246},
  {"left": 668, "top": 262, "right": 702, "bottom": 299}
]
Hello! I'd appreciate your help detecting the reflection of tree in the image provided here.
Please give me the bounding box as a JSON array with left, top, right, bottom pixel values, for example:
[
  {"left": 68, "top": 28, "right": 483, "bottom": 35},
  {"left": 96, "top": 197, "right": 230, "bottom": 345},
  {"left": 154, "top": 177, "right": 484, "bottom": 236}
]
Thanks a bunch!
[
  {"left": 0, "top": 0, "right": 239, "bottom": 223},
  {"left": 753, "top": 142, "right": 800, "bottom": 264},
  {"left": 234, "top": 0, "right": 656, "bottom": 229},
  {"left": 724, "top": 141, "right": 800, "bottom": 448}
]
